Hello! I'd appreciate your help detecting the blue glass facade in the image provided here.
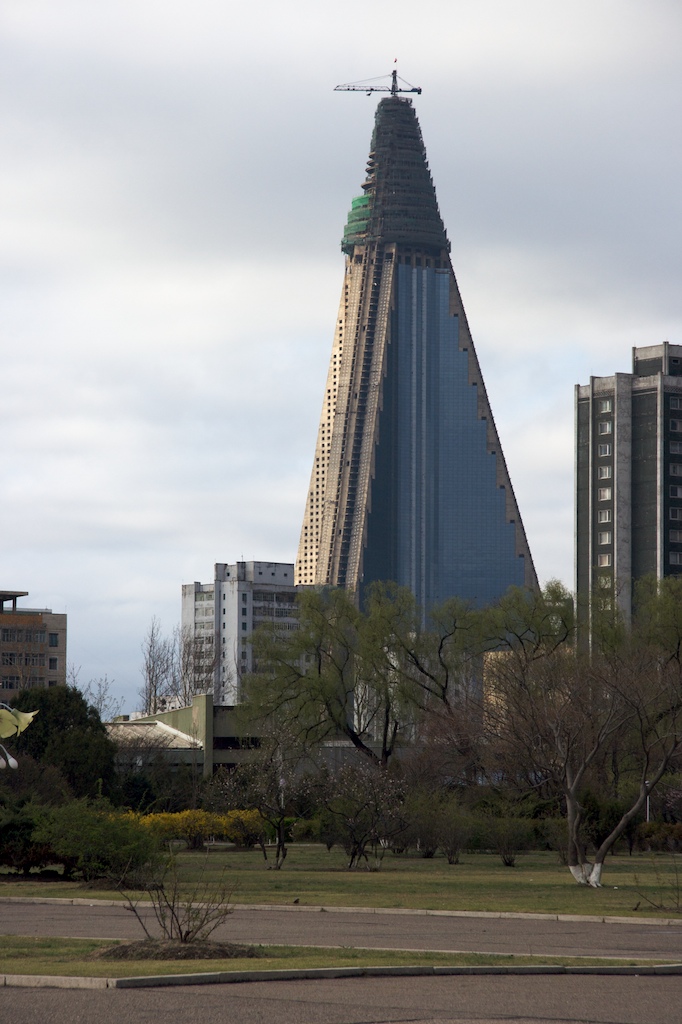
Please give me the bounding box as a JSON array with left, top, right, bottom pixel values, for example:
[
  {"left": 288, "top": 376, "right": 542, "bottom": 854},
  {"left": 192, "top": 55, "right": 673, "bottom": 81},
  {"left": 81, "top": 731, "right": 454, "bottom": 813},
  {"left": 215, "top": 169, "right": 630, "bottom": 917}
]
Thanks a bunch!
[{"left": 363, "top": 264, "right": 525, "bottom": 609}]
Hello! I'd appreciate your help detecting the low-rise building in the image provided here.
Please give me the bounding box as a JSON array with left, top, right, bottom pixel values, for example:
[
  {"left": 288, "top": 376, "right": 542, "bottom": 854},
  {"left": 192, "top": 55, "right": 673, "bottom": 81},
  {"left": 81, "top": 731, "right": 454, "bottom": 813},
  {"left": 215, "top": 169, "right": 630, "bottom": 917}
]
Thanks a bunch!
[
  {"left": 0, "top": 590, "right": 67, "bottom": 692},
  {"left": 109, "top": 693, "right": 256, "bottom": 778}
]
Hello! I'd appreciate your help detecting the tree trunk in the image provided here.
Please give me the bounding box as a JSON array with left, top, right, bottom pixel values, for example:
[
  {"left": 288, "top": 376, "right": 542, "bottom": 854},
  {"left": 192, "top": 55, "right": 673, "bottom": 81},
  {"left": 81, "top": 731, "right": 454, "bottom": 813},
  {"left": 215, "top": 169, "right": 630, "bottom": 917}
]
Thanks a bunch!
[{"left": 566, "top": 787, "right": 593, "bottom": 885}]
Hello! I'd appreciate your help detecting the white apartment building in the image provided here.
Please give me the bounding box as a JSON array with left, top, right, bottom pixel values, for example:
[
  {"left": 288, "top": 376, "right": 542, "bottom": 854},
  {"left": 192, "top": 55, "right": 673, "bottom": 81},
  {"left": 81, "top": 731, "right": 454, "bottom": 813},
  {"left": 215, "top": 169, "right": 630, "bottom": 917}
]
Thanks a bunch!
[{"left": 181, "top": 561, "right": 297, "bottom": 705}]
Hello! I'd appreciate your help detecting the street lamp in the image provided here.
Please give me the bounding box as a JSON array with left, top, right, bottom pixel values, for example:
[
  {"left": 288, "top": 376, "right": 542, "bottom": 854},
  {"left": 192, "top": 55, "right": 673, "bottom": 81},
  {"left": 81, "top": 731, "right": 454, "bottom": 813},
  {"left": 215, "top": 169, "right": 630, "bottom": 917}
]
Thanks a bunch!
[{"left": 0, "top": 744, "right": 18, "bottom": 770}]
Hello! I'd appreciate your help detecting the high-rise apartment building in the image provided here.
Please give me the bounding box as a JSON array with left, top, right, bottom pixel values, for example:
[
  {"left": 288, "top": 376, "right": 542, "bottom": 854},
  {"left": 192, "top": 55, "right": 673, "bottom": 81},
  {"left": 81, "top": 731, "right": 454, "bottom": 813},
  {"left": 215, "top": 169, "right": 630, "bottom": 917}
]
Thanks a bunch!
[
  {"left": 181, "top": 561, "right": 297, "bottom": 705},
  {"left": 0, "top": 590, "right": 67, "bottom": 692},
  {"left": 576, "top": 342, "right": 682, "bottom": 623},
  {"left": 295, "top": 92, "right": 536, "bottom": 609}
]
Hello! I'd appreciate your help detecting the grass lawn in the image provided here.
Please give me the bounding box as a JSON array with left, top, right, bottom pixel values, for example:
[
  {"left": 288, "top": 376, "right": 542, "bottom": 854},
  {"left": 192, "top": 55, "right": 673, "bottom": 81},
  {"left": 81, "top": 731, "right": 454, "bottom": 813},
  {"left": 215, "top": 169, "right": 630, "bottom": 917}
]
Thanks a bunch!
[
  {"left": 1, "top": 847, "right": 680, "bottom": 919},
  {"left": 0, "top": 936, "right": 664, "bottom": 978}
]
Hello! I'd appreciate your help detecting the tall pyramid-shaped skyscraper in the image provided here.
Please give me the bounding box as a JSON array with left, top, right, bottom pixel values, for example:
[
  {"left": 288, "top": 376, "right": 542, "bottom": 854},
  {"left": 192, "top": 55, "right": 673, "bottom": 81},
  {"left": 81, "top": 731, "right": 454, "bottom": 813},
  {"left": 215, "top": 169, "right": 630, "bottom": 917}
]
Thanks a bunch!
[{"left": 295, "top": 94, "right": 537, "bottom": 608}]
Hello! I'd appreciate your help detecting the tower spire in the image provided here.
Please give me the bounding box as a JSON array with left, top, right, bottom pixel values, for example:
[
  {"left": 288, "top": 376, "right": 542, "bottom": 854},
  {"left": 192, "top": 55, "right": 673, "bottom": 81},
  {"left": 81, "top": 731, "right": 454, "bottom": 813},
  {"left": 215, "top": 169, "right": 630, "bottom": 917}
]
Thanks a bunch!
[{"left": 295, "top": 93, "right": 537, "bottom": 609}]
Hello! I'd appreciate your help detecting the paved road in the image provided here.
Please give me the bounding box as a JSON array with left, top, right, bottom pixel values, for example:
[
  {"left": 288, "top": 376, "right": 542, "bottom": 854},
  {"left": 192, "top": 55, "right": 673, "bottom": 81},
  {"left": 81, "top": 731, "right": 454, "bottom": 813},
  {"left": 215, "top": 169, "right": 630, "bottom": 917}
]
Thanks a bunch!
[
  {"left": 1, "top": 901, "right": 681, "bottom": 960},
  {"left": 2, "top": 974, "right": 681, "bottom": 1024}
]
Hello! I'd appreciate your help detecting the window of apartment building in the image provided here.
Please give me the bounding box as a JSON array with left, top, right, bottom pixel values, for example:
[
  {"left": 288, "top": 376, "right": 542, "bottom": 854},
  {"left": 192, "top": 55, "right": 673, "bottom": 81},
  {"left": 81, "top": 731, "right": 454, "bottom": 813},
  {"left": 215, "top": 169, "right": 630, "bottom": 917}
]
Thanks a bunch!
[
  {"left": 598, "top": 510, "right": 612, "bottom": 523},
  {"left": 671, "top": 552, "right": 682, "bottom": 565},
  {"left": 242, "top": 593, "right": 247, "bottom": 605},
  {"left": 49, "top": 658, "right": 58, "bottom": 671},
  {"left": 598, "top": 399, "right": 612, "bottom": 413},
  {"left": 671, "top": 397, "right": 682, "bottom": 410},
  {"left": 671, "top": 464, "right": 682, "bottom": 476},
  {"left": 1, "top": 653, "right": 17, "bottom": 666},
  {"left": 241, "top": 622, "right": 247, "bottom": 631},
  {"left": 598, "top": 487, "right": 612, "bottom": 501},
  {"left": 672, "top": 442, "right": 682, "bottom": 455},
  {"left": 598, "top": 444, "right": 611, "bottom": 456},
  {"left": 241, "top": 607, "right": 247, "bottom": 616},
  {"left": 598, "top": 531, "right": 612, "bottom": 545},
  {"left": 597, "top": 575, "right": 611, "bottom": 589},
  {"left": 671, "top": 508, "right": 682, "bottom": 520},
  {"left": 671, "top": 420, "right": 682, "bottom": 432},
  {"left": 598, "top": 466, "right": 612, "bottom": 479},
  {"left": 598, "top": 421, "right": 612, "bottom": 435},
  {"left": 670, "top": 530, "right": 682, "bottom": 543},
  {"left": 48, "top": 634, "right": 58, "bottom": 647},
  {"left": 670, "top": 486, "right": 682, "bottom": 498},
  {"left": 597, "top": 554, "right": 612, "bottom": 567}
]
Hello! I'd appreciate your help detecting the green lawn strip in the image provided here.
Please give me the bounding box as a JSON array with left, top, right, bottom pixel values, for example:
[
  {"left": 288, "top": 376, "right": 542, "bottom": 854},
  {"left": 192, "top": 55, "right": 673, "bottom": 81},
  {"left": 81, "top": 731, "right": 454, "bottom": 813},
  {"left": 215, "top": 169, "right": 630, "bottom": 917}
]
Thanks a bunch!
[
  {"left": 1, "top": 850, "right": 680, "bottom": 919},
  {"left": 0, "top": 937, "right": 663, "bottom": 978}
]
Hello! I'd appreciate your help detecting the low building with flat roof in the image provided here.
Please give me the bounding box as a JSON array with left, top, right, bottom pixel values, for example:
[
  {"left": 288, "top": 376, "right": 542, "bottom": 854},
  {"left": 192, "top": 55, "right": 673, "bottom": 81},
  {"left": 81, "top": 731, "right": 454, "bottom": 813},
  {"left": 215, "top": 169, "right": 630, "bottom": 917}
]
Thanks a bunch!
[{"left": 0, "top": 590, "right": 67, "bottom": 692}]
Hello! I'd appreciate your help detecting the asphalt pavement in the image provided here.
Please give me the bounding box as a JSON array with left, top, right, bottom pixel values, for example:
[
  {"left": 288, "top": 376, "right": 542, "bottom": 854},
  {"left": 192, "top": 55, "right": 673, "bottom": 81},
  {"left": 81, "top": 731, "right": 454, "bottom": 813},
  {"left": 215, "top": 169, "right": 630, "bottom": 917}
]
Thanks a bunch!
[
  {"left": 2, "top": 974, "right": 681, "bottom": 1024},
  {"left": 2, "top": 900, "right": 682, "bottom": 961}
]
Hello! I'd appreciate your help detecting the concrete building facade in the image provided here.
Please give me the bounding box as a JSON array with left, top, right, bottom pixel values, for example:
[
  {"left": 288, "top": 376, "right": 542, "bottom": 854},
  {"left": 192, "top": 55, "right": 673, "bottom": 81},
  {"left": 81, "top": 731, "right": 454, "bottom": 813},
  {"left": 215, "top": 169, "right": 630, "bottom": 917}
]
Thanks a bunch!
[
  {"left": 295, "top": 94, "right": 536, "bottom": 611},
  {"left": 0, "top": 590, "right": 67, "bottom": 692},
  {"left": 181, "top": 561, "right": 297, "bottom": 704},
  {"left": 576, "top": 342, "right": 682, "bottom": 623}
]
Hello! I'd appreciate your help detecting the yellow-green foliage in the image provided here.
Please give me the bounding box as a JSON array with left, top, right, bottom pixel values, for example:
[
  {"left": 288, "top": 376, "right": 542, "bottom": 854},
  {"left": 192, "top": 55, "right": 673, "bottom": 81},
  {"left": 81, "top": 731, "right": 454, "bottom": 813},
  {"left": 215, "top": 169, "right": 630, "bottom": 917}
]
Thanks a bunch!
[
  {"left": 223, "top": 809, "right": 266, "bottom": 847},
  {"left": 140, "top": 809, "right": 264, "bottom": 849}
]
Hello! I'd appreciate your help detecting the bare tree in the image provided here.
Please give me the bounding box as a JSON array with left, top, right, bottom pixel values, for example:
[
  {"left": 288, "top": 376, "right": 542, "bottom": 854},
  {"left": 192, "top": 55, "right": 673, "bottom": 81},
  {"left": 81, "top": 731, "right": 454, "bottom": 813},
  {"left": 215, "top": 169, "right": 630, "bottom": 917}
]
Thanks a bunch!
[
  {"left": 69, "top": 664, "right": 124, "bottom": 721},
  {"left": 213, "top": 732, "right": 308, "bottom": 869},
  {"left": 178, "top": 626, "right": 217, "bottom": 706},
  {"left": 139, "top": 617, "right": 177, "bottom": 715},
  {"left": 318, "top": 758, "right": 407, "bottom": 870},
  {"left": 484, "top": 633, "right": 682, "bottom": 887}
]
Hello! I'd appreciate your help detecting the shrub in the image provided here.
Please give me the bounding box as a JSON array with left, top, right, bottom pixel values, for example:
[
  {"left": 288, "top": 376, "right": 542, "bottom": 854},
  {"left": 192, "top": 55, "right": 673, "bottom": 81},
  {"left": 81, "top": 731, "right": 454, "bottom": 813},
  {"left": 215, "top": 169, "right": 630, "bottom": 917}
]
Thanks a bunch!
[
  {"left": 402, "top": 793, "right": 440, "bottom": 858},
  {"left": 221, "top": 809, "right": 266, "bottom": 848},
  {"left": 34, "top": 799, "right": 158, "bottom": 881},
  {"left": 435, "top": 800, "right": 475, "bottom": 865},
  {"left": 140, "top": 809, "right": 266, "bottom": 849},
  {"left": 637, "top": 821, "right": 682, "bottom": 852},
  {"left": 536, "top": 818, "right": 569, "bottom": 864},
  {"left": 291, "top": 817, "right": 322, "bottom": 843},
  {"left": 0, "top": 805, "right": 57, "bottom": 875},
  {"left": 484, "top": 816, "right": 534, "bottom": 867},
  {"left": 141, "top": 810, "right": 222, "bottom": 849}
]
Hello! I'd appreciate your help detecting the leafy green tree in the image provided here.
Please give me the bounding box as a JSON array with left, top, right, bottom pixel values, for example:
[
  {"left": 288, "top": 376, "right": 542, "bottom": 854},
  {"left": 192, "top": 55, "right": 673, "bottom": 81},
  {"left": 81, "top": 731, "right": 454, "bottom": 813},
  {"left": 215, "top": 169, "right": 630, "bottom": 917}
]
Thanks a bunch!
[
  {"left": 11, "top": 686, "right": 117, "bottom": 798},
  {"left": 0, "top": 753, "right": 71, "bottom": 809},
  {"left": 33, "top": 798, "right": 158, "bottom": 881},
  {"left": 0, "top": 804, "right": 56, "bottom": 875},
  {"left": 245, "top": 582, "right": 493, "bottom": 766},
  {"left": 245, "top": 585, "right": 420, "bottom": 765}
]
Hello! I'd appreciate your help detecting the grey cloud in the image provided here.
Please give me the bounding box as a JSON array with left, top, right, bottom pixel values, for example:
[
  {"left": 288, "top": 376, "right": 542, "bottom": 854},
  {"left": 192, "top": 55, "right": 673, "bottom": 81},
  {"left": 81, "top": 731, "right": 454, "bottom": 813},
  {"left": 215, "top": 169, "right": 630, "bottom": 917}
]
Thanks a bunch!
[{"left": 1, "top": 0, "right": 681, "bottom": 709}]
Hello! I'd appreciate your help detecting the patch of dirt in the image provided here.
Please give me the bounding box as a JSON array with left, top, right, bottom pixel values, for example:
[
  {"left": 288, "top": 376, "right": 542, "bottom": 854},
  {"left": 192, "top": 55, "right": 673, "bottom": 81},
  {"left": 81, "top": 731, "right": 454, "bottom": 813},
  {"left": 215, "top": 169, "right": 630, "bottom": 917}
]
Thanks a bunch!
[{"left": 91, "top": 939, "right": 264, "bottom": 961}]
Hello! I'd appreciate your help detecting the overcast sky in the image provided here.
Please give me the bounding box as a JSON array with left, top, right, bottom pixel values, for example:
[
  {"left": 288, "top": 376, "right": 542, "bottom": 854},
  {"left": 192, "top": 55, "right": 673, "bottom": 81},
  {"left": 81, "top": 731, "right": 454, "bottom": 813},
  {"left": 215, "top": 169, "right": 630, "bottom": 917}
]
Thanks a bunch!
[{"left": 2, "top": 0, "right": 681, "bottom": 711}]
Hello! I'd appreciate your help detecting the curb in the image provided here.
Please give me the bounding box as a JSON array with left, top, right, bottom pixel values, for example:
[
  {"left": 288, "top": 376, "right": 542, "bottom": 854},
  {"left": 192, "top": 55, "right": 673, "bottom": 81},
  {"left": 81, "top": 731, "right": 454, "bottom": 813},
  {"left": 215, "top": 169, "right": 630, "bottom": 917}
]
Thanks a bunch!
[
  {"left": 1, "top": 896, "right": 681, "bottom": 927},
  {"left": 3, "top": 963, "right": 682, "bottom": 989}
]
